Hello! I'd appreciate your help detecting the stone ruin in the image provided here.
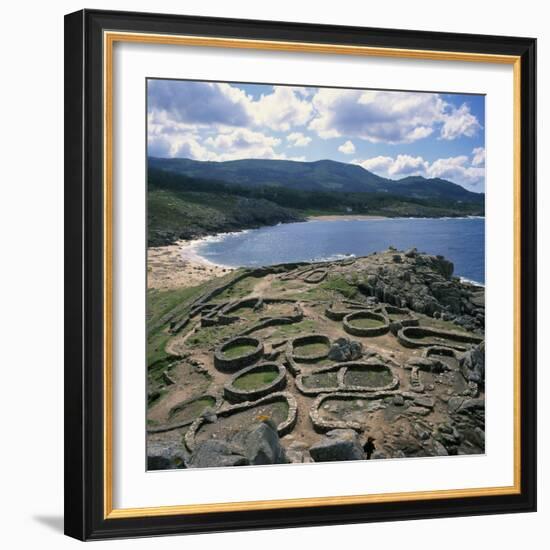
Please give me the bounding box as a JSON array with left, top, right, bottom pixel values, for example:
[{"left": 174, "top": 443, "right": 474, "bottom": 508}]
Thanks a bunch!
[{"left": 147, "top": 249, "right": 486, "bottom": 469}]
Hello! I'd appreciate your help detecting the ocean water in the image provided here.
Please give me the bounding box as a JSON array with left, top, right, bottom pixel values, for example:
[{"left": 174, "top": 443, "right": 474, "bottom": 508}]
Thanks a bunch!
[{"left": 194, "top": 217, "right": 485, "bottom": 284}]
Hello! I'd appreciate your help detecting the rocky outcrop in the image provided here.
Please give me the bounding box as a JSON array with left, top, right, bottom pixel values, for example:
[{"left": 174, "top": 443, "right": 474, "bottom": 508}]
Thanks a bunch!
[
  {"left": 233, "top": 420, "right": 288, "bottom": 465},
  {"left": 187, "top": 440, "right": 249, "bottom": 468},
  {"left": 187, "top": 420, "right": 287, "bottom": 468},
  {"left": 147, "top": 440, "right": 189, "bottom": 470},
  {"left": 327, "top": 337, "right": 363, "bottom": 362},
  {"left": 460, "top": 342, "right": 485, "bottom": 386},
  {"left": 354, "top": 249, "right": 484, "bottom": 331},
  {"left": 309, "top": 429, "right": 365, "bottom": 462}
]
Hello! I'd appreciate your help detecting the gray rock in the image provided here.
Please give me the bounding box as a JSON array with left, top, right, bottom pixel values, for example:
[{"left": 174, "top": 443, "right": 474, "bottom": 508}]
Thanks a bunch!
[
  {"left": 187, "top": 440, "right": 248, "bottom": 468},
  {"left": 448, "top": 396, "right": 465, "bottom": 413},
  {"left": 393, "top": 394, "right": 405, "bottom": 406},
  {"left": 458, "top": 398, "right": 485, "bottom": 413},
  {"left": 414, "top": 423, "right": 431, "bottom": 440},
  {"left": 309, "top": 429, "right": 364, "bottom": 462},
  {"left": 460, "top": 342, "right": 485, "bottom": 385},
  {"left": 433, "top": 441, "right": 449, "bottom": 456},
  {"left": 406, "top": 406, "right": 431, "bottom": 416},
  {"left": 234, "top": 421, "right": 288, "bottom": 465},
  {"left": 414, "top": 396, "right": 435, "bottom": 409},
  {"left": 328, "top": 337, "right": 363, "bottom": 362},
  {"left": 147, "top": 440, "right": 189, "bottom": 470},
  {"left": 371, "top": 451, "right": 387, "bottom": 459}
]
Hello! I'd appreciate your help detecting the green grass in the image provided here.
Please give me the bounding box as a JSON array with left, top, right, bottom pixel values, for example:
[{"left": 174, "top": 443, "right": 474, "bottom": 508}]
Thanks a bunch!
[
  {"left": 222, "top": 343, "right": 258, "bottom": 359},
  {"left": 147, "top": 284, "right": 208, "bottom": 366},
  {"left": 270, "top": 319, "right": 318, "bottom": 339},
  {"left": 169, "top": 396, "right": 216, "bottom": 421},
  {"left": 147, "top": 270, "right": 247, "bottom": 364},
  {"left": 231, "top": 305, "right": 255, "bottom": 318},
  {"left": 349, "top": 317, "right": 385, "bottom": 329},
  {"left": 186, "top": 323, "right": 245, "bottom": 349},
  {"left": 233, "top": 366, "right": 279, "bottom": 390},
  {"left": 215, "top": 275, "right": 260, "bottom": 300},
  {"left": 294, "top": 342, "right": 329, "bottom": 356},
  {"left": 320, "top": 276, "right": 358, "bottom": 299}
]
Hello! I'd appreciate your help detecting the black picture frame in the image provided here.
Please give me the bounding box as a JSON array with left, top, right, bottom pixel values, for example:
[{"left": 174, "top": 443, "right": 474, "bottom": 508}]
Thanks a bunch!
[{"left": 64, "top": 9, "right": 537, "bottom": 541}]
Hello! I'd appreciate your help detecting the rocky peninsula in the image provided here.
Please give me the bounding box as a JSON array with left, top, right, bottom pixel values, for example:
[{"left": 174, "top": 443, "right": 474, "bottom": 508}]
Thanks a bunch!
[{"left": 147, "top": 248, "right": 485, "bottom": 469}]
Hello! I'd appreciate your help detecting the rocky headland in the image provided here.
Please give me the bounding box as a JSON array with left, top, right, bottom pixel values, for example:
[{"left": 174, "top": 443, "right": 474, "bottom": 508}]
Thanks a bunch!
[{"left": 147, "top": 248, "right": 485, "bottom": 469}]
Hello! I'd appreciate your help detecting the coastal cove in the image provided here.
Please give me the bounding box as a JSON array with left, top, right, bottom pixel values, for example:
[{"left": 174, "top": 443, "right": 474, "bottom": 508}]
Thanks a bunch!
[{"left": 190, "top": 217, "right": 485, "bottom": 285}]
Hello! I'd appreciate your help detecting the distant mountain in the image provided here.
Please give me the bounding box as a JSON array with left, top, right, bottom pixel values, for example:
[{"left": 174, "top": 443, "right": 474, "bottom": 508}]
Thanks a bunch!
[{"left": 148, "top": 157, "right": 484, "bottom": 204}]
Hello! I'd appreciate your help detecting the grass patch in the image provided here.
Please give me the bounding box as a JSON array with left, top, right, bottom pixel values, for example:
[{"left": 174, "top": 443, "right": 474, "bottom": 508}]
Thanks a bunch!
[
  {"left": 233, "top": 365, "right": 279, "bottom": 390},
  {"left": 147, "top": 283, "right": 209, "bottom": 365},
  {"left": 222, "top": 343, "right": 258, "bottom": 359},
  {"left": 231, "top": 305, "right": 256, "bottom": 319},
  {"left": 215, "top": 275, "right": 261, "bottom": 301},
  {"left": 349, "top": 317, "right": 385, "bottom": 329},
  {"left": 320, "top": 276, "right": 358, "bottom": 299},
  {"left": 185, "top": 323, "right": 246, "bottom": 349},
  {"left": 344, "top": 366, "right": 394, "bottom": 388},
  {"left": 169, "top": 396, "right": 216, "bottom": 421},
  {"left": 270, "top": 319, "right": 318, "bottom": 339},
  {"left": 295, "top": 342, "right": 329, "bottom": 356}
]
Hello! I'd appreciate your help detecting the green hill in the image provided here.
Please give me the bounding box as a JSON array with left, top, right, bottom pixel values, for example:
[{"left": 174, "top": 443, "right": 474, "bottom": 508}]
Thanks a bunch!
[
  {"left": 147, "top": 167, "right": 485, "bottom": 246},
  {"left": 149, "top": 157, "right": 484, "bottom": 204}
]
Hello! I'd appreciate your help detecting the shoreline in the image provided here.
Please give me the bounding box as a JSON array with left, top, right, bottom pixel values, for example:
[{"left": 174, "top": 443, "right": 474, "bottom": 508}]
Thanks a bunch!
[
  {"left": 307, "top": 214, "right": 388, "bottom": 221},
  {"left": 147, "top": 216, "right": 485, "bottom": 290},
  {"left": 307, "top": 214, "right": 485, "bottom": 222},
  {"left": 147, "top": 238, "right": 235, "bottom": 290}
]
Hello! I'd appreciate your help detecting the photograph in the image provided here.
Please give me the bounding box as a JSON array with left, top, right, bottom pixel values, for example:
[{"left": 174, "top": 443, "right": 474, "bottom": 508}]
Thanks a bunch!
[{"left": 145, "top": 79, "right": 487, "bottom": 470}]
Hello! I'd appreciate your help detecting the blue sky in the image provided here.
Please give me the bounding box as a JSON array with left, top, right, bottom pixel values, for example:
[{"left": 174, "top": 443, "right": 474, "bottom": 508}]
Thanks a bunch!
[{"left": 147, "top": 79, "right": 485, "bottom": 191}]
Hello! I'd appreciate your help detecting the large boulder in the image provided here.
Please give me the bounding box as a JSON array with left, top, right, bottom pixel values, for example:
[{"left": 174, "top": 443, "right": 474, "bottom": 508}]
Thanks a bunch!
[
  {"left": 460, "top": 342, "right": 485, "bottom": 385},
  {"left": 309, "top": 429, "right": 365, "bottom": 462},
  {"left": 187, "top": 420, "right": 288, "bottom": 468},
  {"left": 187, "top": 440, "right": 249, "bottom": 468},
  {"left": 233, "top": 420, "right": 288, "bottom": 465},
  {"left": 327, "top": 337, "right": 363, "bottom": 362},
  {"left": 147, "top": 440, "right": 189, "bottom": 470}
]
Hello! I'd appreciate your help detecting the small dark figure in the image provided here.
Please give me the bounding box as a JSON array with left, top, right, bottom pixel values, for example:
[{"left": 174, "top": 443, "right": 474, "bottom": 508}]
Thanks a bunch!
[{"left": 363, "top": 436, "right": 376, "bottom": 460}]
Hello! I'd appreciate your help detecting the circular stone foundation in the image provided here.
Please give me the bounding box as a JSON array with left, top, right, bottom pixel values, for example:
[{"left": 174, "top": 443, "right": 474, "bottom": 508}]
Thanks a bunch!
[
  {"left": 343, "top": 311, "right": 390, "bottom": 337},
  {"left": 224, "top": 362, "right": 287, "bottom": 402},
  {"left": 397, "top": 326, "right": 483, "bottom": 350},
  {"left": 383, "top": 305, "right": 419, "bottom": 327},
  {"left": 214, "top": 336, "right": 264, "bottom": 372},
  {"left": 291, "top": 334, "right": 331, "bottom": 363},
  {"left": 340, "top": 362, "right": 398, "bottom": 391}
]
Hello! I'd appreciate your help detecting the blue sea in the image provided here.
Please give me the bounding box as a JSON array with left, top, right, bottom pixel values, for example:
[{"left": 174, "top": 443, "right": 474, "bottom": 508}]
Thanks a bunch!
[{"left": 194, "top": 217, "right": 485, "bottom": 284}]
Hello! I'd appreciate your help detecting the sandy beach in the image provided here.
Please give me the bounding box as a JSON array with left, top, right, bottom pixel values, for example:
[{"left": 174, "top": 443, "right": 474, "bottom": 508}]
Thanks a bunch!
[
  {"left": 307, "top": 214, "right": 388, "bottom": 221},
  {"left": 147, "top": 239, "right": 234, "bottom": 290}
]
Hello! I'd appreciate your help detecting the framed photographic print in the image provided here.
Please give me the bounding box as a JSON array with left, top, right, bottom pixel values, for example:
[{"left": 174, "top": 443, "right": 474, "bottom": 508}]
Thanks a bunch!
[{"left": 64, "top": 9, "right": 537, "bottom": 540}]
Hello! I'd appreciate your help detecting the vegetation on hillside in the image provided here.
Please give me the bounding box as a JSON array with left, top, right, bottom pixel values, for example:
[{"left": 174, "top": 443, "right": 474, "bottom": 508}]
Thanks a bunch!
[{"left": 148, "top": 167, "right": 485, "bottom": 246}]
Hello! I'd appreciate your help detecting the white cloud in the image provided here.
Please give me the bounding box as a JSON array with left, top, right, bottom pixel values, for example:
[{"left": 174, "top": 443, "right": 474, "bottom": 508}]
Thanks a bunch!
[
  {"left": 353, "top": 156, "right": 394, "bottom": 174},
  {"left": 310, "top": 90, "right": 442, "bottom": 143},
  {"left": 440, "top": 104, "right": 482, "bottom": 140},
  {"left": 286, "top": 132, "right": 312, "bottom": 147},
  {"left": 148, "top": 80, "right": 252, "bottom": 127},
  {"left": 427, "top": 156, "right": 485, "bottom": 187},
  {"left": 203, "top": 128, "right": 284, "bottom": 161},
  {"left": 354, "top": 154, "right": 428, "bottom": 178},
  {"left": 472, "top": 146, "right": 486, "bottom": 166},
  {"left": 338, "top": 140, "right": 356, "bottom": 154},
  {"left": 309, "top": 89, "right": 480, "bottom": 144},
  {"left": 353, "top": 153, "right": 485, "bottom": 189},
  {"left": 248, "top": 87, "right": 313, "bottom": 131},
  {"left": 148, "top": 133, "right": 215, "bottom": 160}
]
